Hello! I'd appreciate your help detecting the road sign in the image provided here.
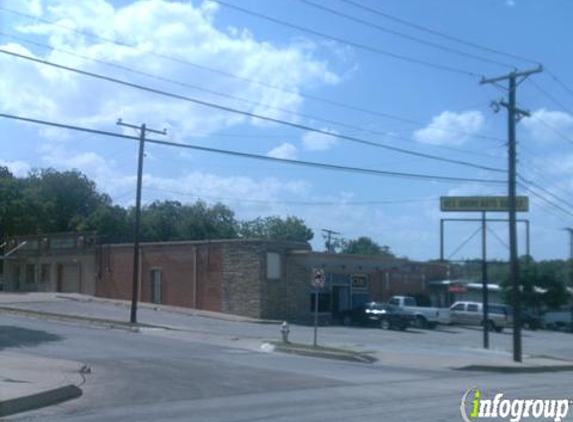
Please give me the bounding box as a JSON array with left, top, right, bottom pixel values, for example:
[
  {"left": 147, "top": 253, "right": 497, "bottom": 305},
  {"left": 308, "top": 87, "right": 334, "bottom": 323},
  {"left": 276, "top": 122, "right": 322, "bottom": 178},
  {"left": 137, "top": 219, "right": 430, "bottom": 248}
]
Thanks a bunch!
[
  {"left": 312, "top": 268, "right": 325, "bottom": 288},
  {"left": 440, "top": 196, "right": 529, "bottom": 212}
]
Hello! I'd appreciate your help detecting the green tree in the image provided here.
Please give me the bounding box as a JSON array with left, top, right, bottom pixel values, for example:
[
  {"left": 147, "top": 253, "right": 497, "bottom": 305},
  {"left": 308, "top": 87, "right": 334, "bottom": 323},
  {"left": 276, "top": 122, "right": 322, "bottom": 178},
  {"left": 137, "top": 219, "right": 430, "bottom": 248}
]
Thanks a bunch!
[
  {"left": 25, "top": 169, "right": 111, "bottom": 233},
  {"left": 239, "top": 216, "right": 313, "bottom": 242},
  {"left": 341, "top": 236, "right": 395, "bottom": 257},
  {"left": 81, "top": 205, "right": 131, "bottom": 242},
  {"left": 501, "top": 256, "right": 569, "bottom": 310}
]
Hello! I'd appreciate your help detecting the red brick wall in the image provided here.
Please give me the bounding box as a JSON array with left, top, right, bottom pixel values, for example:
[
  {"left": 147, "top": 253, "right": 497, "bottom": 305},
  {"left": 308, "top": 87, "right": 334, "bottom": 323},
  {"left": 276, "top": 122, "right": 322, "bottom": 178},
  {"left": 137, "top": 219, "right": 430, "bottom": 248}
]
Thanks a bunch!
[{"left": 95, "top": 242, "right": 223, "bottom": 312}]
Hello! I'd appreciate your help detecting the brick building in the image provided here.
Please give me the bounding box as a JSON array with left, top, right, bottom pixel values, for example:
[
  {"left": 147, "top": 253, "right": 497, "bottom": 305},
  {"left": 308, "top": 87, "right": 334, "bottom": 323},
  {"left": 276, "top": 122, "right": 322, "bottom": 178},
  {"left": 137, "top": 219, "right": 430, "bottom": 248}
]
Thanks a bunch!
[
  {"left": 2, "top": 233, "right": 97, "bottom": 295},
  {"left": 2, "top": 234, "right": 448, "bottom": 323}
]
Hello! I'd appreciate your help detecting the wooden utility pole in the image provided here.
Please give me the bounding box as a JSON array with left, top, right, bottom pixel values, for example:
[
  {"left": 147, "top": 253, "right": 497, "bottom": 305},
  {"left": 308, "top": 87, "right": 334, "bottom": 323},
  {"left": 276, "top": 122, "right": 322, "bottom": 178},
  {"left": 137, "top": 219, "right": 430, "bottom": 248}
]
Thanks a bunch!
[
  {"left": 480, "top": 66, "right": 542, "bottom": 362},
  {"left": 116, "top": 119, "right": 166, "bottom": 324}
]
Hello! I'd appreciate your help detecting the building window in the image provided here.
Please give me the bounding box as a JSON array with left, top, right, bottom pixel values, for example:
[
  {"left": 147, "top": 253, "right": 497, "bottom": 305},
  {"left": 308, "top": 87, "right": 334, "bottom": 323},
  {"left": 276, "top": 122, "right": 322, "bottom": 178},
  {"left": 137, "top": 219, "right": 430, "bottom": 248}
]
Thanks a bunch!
[
  {"left": 40, "top": 264, "right": 50, "bottom": 283},
  {"left": 25, "top": 264, "right": 36, "bottom": 284},
  {"left": 150, "top": 269, "right": 162, "bottom": 304},
  {"left": 310, "top": 292, "right": 331, "bottom": 312},
  {"left": 266, "top": 252, "right": 281, "bottom": 280}
]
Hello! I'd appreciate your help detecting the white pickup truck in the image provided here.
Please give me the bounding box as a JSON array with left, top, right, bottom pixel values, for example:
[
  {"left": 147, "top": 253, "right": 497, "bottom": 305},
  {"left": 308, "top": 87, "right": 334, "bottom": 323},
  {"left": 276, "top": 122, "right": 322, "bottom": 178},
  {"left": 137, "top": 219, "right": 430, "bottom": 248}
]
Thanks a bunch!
[{"left": 388, "top": 296, "right": 451, "bottom": 329}]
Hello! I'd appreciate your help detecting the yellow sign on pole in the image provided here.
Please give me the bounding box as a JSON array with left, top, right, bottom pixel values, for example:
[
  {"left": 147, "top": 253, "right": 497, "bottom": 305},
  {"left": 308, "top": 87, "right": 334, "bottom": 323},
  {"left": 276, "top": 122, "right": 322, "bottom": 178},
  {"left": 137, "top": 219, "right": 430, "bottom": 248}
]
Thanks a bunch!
[{"left": 440, "top": 196, "right": 529, "bottom": 212}]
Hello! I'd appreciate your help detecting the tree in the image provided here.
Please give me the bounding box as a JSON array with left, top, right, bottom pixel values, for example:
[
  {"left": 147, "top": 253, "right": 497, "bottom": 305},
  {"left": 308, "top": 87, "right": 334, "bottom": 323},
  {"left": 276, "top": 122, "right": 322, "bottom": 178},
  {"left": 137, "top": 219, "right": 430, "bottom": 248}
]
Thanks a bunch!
[
  {"left": 81, "top": 205, "right": 131, "bottom": 242},
  {"left": 239, "top": 216, "right": 313, "bottom": 242},
  {"left": 177, "top": 201, "right": 239, "bottom": 240},
  {"left": 340, "top": 236, "right": 395, "bottom": 257},
  {"left": 500, "top": 255, "right": 569, "bottom": 311},
  {"left": 25, "top": 169, "right": 111, "bottom": 233}
]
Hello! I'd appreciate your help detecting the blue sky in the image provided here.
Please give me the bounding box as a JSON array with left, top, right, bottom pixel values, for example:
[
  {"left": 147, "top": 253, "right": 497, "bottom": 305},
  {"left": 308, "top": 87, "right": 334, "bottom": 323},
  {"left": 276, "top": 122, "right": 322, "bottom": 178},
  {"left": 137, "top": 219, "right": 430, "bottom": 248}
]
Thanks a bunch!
[{"left": 1, "top": 0, "right": 573, "bottom": 261}]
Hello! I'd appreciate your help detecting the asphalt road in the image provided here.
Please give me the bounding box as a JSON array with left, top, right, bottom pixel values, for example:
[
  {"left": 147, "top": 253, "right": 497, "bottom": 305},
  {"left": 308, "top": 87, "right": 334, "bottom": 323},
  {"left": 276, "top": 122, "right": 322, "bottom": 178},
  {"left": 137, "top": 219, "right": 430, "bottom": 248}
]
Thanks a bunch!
[{"left": 3, "top": 313, "right": 573, "bottom": 422}]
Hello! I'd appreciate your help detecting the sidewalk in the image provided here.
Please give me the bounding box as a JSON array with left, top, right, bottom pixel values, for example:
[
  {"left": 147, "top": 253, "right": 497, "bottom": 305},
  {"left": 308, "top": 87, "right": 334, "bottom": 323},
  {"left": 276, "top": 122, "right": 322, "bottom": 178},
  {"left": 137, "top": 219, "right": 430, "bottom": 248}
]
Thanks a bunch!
[
  {"left": 0, "top": 292, "right": 278, "bottom": 324},
  {"left": 0, "top": 352, "right": 85, "bottom": 417}
]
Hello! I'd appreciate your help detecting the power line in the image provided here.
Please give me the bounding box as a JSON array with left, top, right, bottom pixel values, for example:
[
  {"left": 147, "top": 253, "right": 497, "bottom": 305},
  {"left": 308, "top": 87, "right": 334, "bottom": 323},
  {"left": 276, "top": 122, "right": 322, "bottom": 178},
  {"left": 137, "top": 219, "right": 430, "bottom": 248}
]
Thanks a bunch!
[
  {"left": 527, "top": 78, "right": 572, "bottom": 115},
  {"left": 335, "top": 0, "right": 540, "bottom": 66},
  {"left": 144, "top": 186, "right": 438, "bottom": 206},
  {"left": 0, "top": 112, "right": 506, "bottom": 185},
  {"left": 547, "top": 69, "right": 573, "bottom": 100},
  {"left": 518, "top": 147, "right": 573, "bottom": 206},
  {"left": 517, "top": 174, "right": 573, "bottom": 212},
  {"left": 0, "top": 32, "right": 503, "bottom": 161},
  {"left": 0, "top": 7, "right": 503, "bottom": 142},
  {"left": 0, "top": 48, "right": 506, "bottom": 173},
  {"left": 517, "top": 182, "right": 573, "bottom": 219},
  {"left": 296, "top": 0, "right": 513, "bottom": 68},
  {"left": 214, "top": 0, "right": 479, "bottom": 77}
]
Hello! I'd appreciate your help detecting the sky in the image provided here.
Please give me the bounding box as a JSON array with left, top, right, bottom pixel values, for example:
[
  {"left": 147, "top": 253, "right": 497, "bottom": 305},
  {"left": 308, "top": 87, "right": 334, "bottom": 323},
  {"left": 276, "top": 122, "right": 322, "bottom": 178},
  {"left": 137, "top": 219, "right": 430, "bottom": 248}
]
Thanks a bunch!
[{"left": 1, "top": 0, "right": 573, "bottom": 262}]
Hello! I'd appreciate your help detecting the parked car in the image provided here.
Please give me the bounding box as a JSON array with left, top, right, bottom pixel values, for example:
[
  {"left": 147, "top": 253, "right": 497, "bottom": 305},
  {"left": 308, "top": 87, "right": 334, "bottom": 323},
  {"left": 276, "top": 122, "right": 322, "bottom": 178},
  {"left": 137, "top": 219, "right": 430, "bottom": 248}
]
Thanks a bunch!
[
  {"left": 338, "top": 302, "right": 414, "bottom": 330},
  {"left": 388, "top": 296, "right": 451, "bottom": 328},
  {"left": 449, "top": 301, "right": 513, "bottom": 332}
]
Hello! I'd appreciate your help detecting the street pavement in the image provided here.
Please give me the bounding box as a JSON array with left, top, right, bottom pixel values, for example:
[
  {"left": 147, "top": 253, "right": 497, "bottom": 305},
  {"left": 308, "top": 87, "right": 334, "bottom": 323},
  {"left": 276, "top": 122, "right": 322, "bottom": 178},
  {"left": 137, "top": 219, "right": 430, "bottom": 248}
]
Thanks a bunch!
[
  {"left": 2, "top": 314, "right": 572, "bottom": 422},
  {"left": 2, "top": 294, "right": 573, "bottom": 421}
]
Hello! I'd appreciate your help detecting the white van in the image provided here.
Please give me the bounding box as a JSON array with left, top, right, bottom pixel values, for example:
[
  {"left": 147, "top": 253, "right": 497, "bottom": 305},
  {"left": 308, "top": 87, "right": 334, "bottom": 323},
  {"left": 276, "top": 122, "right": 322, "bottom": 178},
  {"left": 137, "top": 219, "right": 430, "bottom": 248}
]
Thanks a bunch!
[{"left": 449, "top": 301, "right": 513, "bottom": 332}]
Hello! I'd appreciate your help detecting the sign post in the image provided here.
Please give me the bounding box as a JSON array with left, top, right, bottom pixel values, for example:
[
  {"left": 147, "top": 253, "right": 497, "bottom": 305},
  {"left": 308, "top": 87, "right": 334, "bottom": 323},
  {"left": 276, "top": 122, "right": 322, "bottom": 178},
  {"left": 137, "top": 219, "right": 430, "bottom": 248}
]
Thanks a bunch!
[
  {"left": 440, "top": 196, "right": 529, "bottom": 352},
  {"left": 312, "top": 268, "right": 325, "bottom": 347}
]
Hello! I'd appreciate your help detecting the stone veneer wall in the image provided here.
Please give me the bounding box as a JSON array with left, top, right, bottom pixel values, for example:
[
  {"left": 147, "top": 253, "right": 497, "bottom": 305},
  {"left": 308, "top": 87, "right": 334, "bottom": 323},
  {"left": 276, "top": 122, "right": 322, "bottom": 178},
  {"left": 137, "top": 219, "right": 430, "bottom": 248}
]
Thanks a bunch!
[{"left": 221, "top": 242, "right": 264, "bottom": 318}]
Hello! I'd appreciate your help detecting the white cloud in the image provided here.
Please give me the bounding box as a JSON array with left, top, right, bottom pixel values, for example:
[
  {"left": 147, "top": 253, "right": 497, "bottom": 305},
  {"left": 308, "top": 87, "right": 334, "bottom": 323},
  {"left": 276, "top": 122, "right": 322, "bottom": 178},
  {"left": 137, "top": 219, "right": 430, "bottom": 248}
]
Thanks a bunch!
[
  {"left": 413, "top": 110, "right": 484, "bottom": 146},
  {"left": 0, "top": 159, "right": 31, "bottom": 177},
  {"left": 267, "top": 143, "right": 298, "bottom": 160},
  {"left": 1, "top": 0, "right": 340, "bottom": 139},
  {"left": 301, "top": 129, "right": 339, "bottom": 151},
  {"left": 522, "top": 109, "right": 573, "bottom": 143}
]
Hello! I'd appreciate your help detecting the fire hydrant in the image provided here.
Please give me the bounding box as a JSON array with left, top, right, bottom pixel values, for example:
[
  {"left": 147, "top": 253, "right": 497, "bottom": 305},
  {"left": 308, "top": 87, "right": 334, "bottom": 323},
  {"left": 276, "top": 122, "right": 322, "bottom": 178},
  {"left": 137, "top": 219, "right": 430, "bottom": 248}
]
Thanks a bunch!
[{"left": 280, "top": 321, "right": 290, "bottom": 343}]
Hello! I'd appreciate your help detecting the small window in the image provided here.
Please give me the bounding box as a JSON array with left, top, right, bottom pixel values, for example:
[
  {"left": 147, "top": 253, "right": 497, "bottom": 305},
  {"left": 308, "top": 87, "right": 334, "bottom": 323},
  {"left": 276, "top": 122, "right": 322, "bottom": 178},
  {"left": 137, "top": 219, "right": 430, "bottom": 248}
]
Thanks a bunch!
[
  {"left": 451, "top": 303, "right": 465, "bottom": 311},
  {"left": 25, "top": 264, "right": 36, "bottom": 284},
  {"left": 467, "top": 304, "right": 479, "bottom": 312},
  {"left": 40, "top": 264, "right": 50, "bottom": 283},
  {"left": 266, "top": 252, "right": 281, "bottom": 280},
  {"left": 388, "top": 298, "right": 399, "bottom": 306}
]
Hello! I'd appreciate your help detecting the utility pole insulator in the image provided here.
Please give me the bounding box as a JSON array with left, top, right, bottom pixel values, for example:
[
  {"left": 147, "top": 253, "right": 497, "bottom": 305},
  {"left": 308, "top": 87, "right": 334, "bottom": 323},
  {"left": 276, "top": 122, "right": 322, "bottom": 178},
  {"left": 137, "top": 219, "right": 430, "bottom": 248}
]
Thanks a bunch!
[
  {"left": 480, "top": 66, "right": 542, "bottom": 363},
  {"left": 116, "top": 119, "right": 166, "bottom": 324}
]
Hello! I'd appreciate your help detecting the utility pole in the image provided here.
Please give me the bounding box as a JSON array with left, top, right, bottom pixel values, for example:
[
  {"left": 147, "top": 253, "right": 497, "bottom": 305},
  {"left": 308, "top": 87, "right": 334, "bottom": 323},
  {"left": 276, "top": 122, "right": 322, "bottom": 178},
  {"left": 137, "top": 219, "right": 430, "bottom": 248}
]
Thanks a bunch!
[
  {"left": 481, "top": 66, "right": 542, "bottom": 362},
  {"left": 116, "top": 119, "right": 166, "bottom": 324},
  {"left": 564, "top": 228, "right": 573, "bottom": 332},
  {"left": 482, "top": 211, "right": 489, "bottom": 349},
  {"left": 321, "top": 229, "right": 341, "bottom": 254}
]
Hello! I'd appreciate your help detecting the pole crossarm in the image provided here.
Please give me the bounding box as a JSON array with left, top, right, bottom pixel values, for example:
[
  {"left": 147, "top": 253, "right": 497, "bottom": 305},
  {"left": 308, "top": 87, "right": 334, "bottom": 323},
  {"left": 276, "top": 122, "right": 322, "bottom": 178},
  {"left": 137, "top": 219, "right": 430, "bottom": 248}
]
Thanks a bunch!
[
  {"left": 116, "top": 119, "right": 166, "bottom": 324},
  {"left": 480, "top": 65, "right": 543, "bottom": 363},
  {"left": 480, "top": 65, "right": 543, "bottom": 85}
]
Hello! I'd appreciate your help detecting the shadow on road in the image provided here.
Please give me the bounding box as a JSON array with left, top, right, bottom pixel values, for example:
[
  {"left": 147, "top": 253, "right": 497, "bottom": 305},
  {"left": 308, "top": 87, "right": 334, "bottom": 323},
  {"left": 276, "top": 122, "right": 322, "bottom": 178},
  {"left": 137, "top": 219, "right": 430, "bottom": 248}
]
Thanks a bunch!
[{"left": 0, "top": 325, "right": 62, "bottom": 350}]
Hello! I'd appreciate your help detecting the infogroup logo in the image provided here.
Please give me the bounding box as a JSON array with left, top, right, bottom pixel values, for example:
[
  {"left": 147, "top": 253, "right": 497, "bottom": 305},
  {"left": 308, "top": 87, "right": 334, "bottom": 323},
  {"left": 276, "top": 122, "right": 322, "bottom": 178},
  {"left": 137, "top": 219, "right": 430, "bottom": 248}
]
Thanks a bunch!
[{"left": 460, "top": 387, "right": 571, "bottom": 422}]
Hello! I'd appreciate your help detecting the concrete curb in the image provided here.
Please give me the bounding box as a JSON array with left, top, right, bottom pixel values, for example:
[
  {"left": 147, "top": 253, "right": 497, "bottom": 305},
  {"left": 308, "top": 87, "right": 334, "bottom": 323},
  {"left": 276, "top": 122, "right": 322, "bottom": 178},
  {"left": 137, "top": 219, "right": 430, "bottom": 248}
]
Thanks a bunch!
[
  {"left": 454, "top": 364, "right": 573, "bottom": 374},
  {"left": 270, "top": 343, "right": 377, "bottom": 364},
  {"left": 0, "top": 384, "right": 82, "bottom": 417},
  {"left": 0, "top": 306, "right": 168, "bottom": 332}
]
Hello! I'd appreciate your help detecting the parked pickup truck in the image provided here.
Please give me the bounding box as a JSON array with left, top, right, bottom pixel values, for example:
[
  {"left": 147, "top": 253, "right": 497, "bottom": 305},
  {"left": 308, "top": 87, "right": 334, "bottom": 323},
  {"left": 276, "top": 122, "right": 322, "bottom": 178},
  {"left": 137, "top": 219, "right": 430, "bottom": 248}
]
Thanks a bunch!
[{"left": 388, "top": 296, "right": 451, "bottom": 328}]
